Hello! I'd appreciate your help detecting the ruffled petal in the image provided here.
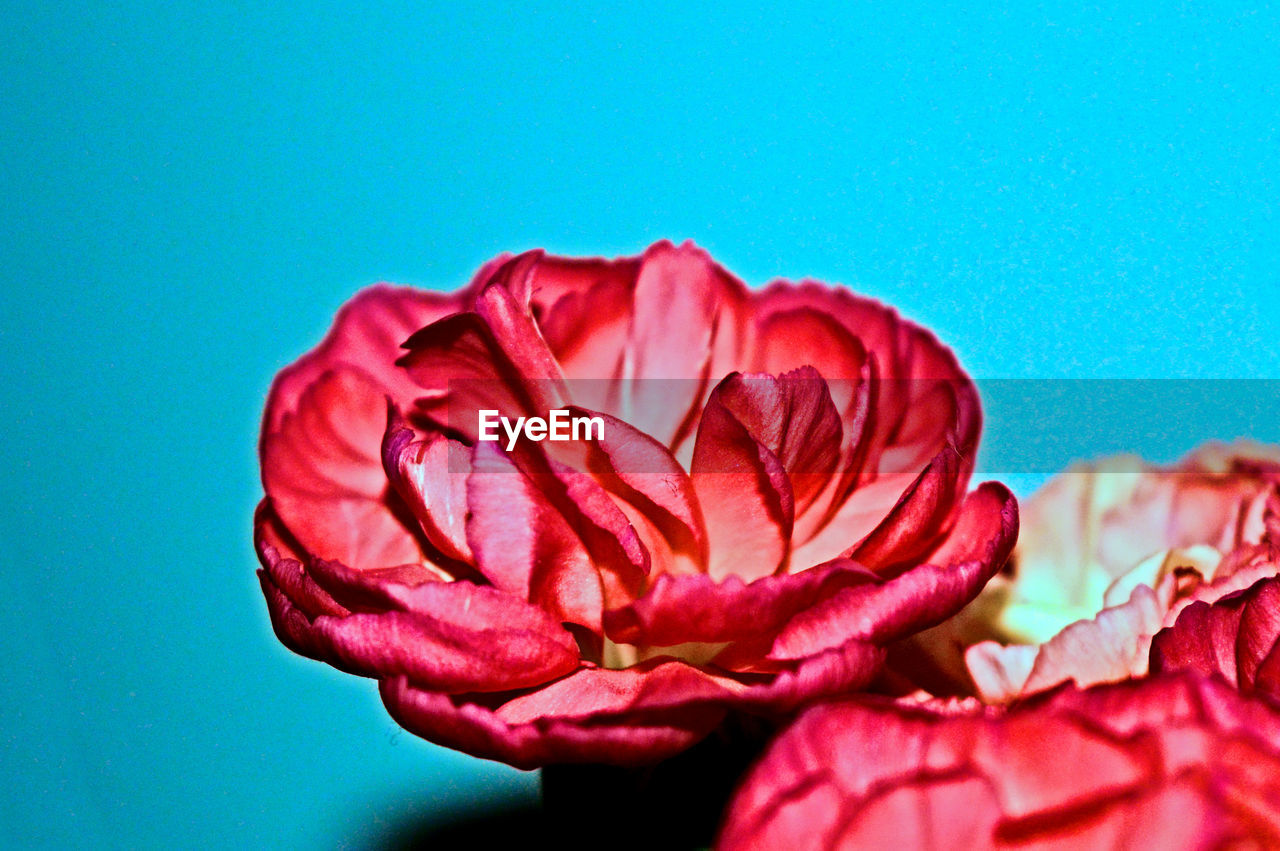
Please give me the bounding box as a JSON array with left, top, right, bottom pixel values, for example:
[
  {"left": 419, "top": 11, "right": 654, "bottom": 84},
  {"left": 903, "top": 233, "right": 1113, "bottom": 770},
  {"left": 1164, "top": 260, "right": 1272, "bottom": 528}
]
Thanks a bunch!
[
  {"left": 261, "top": 367, "right": 425, "bottom": 567},
  {"left": 382, "top": 414, "right": 473, "bottom": 563},
  {"left": 258, "top": 284, "right": 470, "bottom": 569},
  {"left": 279, "top": 557, "right": 581, "bottom": 693},
  {"left": 746, "top": 281, "right": 979, "bottom": 482},
  {"left": 564, "top": 406, "right": 707, "bottom": 573},
  {"left": 379, "top": 660, "right": 732, "bottom": 769},
  {"left": 691, "top": 377, "right": 795, "bottom": 581},
  {"left": 603, "top": 559, "right": 879, "bottom": 647},
  {"left": 759, "top": 483, "right": 1017, "bottom": 664},
  {"left": 472, "top": 268, "right": 571, "bottom": 399},
  {"left": 465, "top": 441, "right": 604, "bottom": 631},
  {"left": 732, "top": 641, "right": 889, "bottom": 712},
  {"left": 396, "top": 312, "right": 540, "bottom": 439},
  {"left": 505, "top": 251, "right": 641, "bottom": 392},
  {"left": 844, "top": 445, "right": 962, "bottom": 572},
  {"left": 262, "top": 284, "right": 467, "bottom": 434},
  {"left": 968, "top": 583, "right": 1168, "bottom": 703},
  {"left": 707, "top": 368, "right": 844, "bottom": 517},
  {"left": 618, "top": 241, "right": 749, "bottom": 450}
]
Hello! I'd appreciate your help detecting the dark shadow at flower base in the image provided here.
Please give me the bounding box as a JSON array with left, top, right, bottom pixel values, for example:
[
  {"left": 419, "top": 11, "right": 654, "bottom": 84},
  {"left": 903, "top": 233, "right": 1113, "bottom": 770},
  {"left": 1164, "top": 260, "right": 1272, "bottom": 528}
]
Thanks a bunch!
[
  {"left": 374, "top": 801, "right": 550, "bottom": 850},
  {"left": 372, "top": 715, "right": 776, "bottom": 850},
  {"left": 372, "top": 787, "right": 727, "bottom": 851}
]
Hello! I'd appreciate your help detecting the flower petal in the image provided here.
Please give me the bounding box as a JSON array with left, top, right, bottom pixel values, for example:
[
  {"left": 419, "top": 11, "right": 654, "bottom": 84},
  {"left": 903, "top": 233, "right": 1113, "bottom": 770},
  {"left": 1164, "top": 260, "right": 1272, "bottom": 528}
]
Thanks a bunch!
[
  {"left": 382, "top": 413, "right": 473, "bottom": 563},
  {"left": 465, "top": 441, "right": 604, "bottom": 631},
  {"left": 732, "top": 641, "right": 889, "bottom": 712},
  {"left": 262, "top": 284, "right": 466, "bottom": 434},
  {"left": 487, "top": 249, "right": 643, "bottom": 385},
  {"left": 709, "top": 368, "right": 845, "bottom": 516},
  {"left": 746, "top": 281, "right": 980, "bottom": 484},
  {"left": 261, "top": 367, "right": 425, "bottom": 567},
  {"left": 967, "top": 582, "right": 1168, "bottom": 703},
  {"left": 396, "top": 312, "right": 540, "bottom": 439},
  {"left": 618, "top": 241, "right": 749, "bottom": 450},
  {"left": 843, "top": 445, "right": 963, "bottom": 572},
  {"left": 604, "top": 559, "right": 879, "bottom": 647},
  {"left": 379, "top": 660, "right": 732, "bottom": 769},
  {"left": 564, "top": 405, "right": 707, "bottom": 572},
  {"left": 473, "top": 269, "right": 571, "bottom": 400},
  {"left": 293, "top": 558, "right": 581, "bottom": 692},
  {"left": 760, "top": 483, "right": 1017, "bottom": 663},
  {"left": 691, "top": 377, "right": 796, "bottom": 581}
]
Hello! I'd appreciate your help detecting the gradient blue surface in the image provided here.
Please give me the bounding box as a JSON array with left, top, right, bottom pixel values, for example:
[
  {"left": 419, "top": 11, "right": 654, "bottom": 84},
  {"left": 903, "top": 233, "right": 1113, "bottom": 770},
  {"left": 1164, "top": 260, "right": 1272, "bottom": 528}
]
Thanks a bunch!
[{"left": 3, "top": 3, "right": 1279, "bottom": 847}]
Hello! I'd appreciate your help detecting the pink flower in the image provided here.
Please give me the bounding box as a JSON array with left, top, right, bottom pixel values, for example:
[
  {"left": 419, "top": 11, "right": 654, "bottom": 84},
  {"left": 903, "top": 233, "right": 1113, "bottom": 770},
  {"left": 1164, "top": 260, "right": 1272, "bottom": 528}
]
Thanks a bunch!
[
  {"left": 719, "top": 674, "right": 1280, "bottom": 849},
  {"left": 255, "top": 241, "right": 1016, "bottom": 767},
  {"left": 960, "top": 446, "right": 1280, "bottom": 702}
]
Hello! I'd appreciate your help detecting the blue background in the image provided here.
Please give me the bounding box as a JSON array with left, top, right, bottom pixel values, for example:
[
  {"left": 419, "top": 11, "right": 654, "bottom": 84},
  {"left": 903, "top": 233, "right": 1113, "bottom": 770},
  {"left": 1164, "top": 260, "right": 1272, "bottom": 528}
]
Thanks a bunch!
[{"left": 4, "top": 3, "right": 1279, "bottom": 847}]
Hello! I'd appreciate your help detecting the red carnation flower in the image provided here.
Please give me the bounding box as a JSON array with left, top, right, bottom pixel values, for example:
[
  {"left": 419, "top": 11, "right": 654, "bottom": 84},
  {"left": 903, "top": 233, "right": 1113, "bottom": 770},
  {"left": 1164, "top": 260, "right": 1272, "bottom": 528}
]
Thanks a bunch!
[
  {"left": 720, "top": 674, "right": 1280, "bottom": 849},
  {"left": 255, "top": 241, "right": 1016, "bottom": 767}
]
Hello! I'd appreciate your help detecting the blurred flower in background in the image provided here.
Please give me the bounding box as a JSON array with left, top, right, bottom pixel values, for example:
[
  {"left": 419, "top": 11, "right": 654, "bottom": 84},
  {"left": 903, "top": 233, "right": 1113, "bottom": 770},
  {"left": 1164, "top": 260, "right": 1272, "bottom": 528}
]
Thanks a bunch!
[
  {"left": 718, "top": 674, "right": 1280, "bottom": 849},
  {"left": 965, "top": 444, "right": 1280, "bottom": 701}
]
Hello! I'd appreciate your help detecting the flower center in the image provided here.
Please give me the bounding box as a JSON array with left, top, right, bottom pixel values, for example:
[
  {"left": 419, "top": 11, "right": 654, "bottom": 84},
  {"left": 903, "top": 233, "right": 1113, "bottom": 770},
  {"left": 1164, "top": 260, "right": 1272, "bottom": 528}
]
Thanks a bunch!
[{"left": 602, "top": 637, "right": 731, "bottom": 670}]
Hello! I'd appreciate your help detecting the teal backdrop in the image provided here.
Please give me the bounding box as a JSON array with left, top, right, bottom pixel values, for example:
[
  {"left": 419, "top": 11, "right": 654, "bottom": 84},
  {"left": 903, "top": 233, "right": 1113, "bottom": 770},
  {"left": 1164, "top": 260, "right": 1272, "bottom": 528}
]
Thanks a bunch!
[{"left": 3, "top": 2, "right": 1280, "bottom": 847}]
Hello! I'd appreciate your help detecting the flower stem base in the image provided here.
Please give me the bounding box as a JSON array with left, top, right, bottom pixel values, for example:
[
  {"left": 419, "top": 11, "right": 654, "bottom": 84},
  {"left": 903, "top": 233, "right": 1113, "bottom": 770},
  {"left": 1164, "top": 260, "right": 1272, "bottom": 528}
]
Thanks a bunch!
[{"left": 540, "top": 714, "right": 775, "bottom": 849}]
